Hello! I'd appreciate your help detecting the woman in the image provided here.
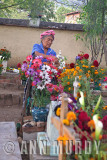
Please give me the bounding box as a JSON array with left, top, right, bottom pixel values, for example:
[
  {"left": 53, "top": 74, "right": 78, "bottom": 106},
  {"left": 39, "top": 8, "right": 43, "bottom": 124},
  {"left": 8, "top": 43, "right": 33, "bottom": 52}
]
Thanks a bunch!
[{"left": 31, "top": 30, "right": 58, "bottom": 65}]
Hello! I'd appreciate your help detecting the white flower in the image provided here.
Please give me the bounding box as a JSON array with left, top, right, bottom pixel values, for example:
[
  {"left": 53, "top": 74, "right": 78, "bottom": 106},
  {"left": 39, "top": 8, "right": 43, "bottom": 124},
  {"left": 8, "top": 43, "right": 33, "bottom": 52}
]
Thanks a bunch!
[
  {"left": 37, "top": 84, "right": 45, "bottom": 90},
  {"left": 79, "top": 91, "right": 85, "bottom": 110},
  {"left": 93, "top": 114, "right": 103, "bottom": 140},
  {"left": 41, "top": 65, "right": 50, "bottom": 71},
  {"left": 40, "top": 71, "right": 49, "bottom": 79},
  {"left": 44, "top": 78, "right": 51, "bottom": 85}
]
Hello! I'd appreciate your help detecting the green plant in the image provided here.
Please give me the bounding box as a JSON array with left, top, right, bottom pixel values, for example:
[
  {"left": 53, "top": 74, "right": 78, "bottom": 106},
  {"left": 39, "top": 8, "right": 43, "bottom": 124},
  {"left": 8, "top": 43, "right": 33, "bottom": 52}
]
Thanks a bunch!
[
  {"left": 18, "top": 68, "right": 27, "bottom": 81},
  {"left": 0, "top": 48, "right": 11, "bottom": 61}
]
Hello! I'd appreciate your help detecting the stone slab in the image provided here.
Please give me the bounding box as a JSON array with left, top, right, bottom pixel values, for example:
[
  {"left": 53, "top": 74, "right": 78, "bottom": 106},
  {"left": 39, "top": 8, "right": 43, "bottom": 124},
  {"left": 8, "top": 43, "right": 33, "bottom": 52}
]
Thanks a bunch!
[{"left": 0, "top": 122, "right": 22, "bottom": 160}]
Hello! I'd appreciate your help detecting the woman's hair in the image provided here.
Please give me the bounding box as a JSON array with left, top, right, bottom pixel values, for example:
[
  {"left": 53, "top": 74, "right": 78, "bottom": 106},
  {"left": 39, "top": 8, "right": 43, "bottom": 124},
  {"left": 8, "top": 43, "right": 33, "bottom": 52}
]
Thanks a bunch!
[{"left": 41, "top": 35, "right": 54, "bottom": 40}]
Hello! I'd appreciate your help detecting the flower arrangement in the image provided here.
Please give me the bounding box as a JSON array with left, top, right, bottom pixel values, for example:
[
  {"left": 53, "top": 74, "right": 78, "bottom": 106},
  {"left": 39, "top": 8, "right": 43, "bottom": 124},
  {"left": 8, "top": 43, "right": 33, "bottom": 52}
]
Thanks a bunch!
[
  {"left": 21, "top": 55, "right": 64, "bottom": 107},
  {"left": 0, "top": 48, "right": 11, "bottom": 61},
  {"left": 57, "top": 92, "right": 107, "bottom": 160}
]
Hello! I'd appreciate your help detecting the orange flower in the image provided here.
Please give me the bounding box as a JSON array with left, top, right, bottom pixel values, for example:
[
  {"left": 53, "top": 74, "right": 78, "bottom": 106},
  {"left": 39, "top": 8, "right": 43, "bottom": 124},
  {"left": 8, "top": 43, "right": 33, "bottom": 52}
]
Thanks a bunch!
[
  {"left": 0, "top": 64, "right": 3, "bottom": 67},
  {"left": 91, "top": 79, "right": 94, "bottom": 82},
  {"left": 57, "top": 134, "right": 69, "bottom": 146},
  {"left": 67, "top": 82, "right": 70, "bottom": 85},
  {"left": 68, "top": 87, "right": 71, "bottom": 91},
  {"left": 77, "top": 92, "right": 81, "bottom": 97},
  {"left": 56, "top": 108, "right": 61, "bottom": 117},
  {"left": 67, "top": 111, "right": 76, "bottom": 121},
  {"left": 87, "top": 120, "right": 95, "bottom": 129},
  {"left": 103, "top": 106, "right": 107, "bottom": 110},
  {"left": 63, "top": 119, "right": 70, "bottom": 126},
  {"left": 91, "top": 132, "right": 102, "bottom": 140},
  {"left": 78, "top": 83, "right": 81, "bottom": 87},
  {"left": 99, "top": 83, "right": 101, "bottom": 86}
]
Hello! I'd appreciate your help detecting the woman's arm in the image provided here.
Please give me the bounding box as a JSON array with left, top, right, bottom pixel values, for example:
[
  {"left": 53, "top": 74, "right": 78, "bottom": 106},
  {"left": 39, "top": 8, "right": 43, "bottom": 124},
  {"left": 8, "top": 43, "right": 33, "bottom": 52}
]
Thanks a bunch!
[{"left": 35, "top": 51, "right": 58, "bottom": 61}]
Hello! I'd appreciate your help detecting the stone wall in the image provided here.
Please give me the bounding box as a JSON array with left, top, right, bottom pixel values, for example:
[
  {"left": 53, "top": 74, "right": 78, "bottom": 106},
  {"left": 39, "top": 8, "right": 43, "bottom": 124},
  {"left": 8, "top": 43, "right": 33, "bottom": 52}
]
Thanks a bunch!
[{"left": 0, "top": 18, "right": 106, "bottom": 67}]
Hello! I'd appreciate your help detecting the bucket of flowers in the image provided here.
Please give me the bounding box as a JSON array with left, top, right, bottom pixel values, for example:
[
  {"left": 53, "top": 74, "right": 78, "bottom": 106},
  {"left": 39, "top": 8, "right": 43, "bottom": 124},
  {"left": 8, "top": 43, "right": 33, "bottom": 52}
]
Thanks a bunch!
[
  {"left": 0, "top": 48, "right": 11, "bottom": 73},
  {"left": 22, "top": 55, "right": 64, "bottom": 122}
]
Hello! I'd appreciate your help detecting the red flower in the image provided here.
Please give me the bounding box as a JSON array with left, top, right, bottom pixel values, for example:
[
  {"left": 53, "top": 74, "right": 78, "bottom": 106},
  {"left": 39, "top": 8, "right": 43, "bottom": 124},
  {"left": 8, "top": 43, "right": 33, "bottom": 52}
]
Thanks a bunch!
[
  {"left": 101, "top": 115, "right": 107, "bottom": 130},
  {"left": 84, "top": 54, "right": 89, "bottom": 59},
  {"left": 105, "top": 85, "right": 107, "bottom": 89},
  {"left": 81, "top": 136, "right": 87, "bottom": 150},
  {"left": 70, "top": 63, "right": 75, "bottom": 68},
  {"left": 78, "top": 120, "right": 83, "bottom": 130},
  {"left": 17, "top": 63, "right": 21, "bottom": 68},
  {"left": 78, "top": 111, "right": 90, "bottom": 122},
  {"left": 23, "top": 61, "right": 27, "bottom": 64},
  {"left": 93, "top": 60, "right": 99, "bottom": 67}
]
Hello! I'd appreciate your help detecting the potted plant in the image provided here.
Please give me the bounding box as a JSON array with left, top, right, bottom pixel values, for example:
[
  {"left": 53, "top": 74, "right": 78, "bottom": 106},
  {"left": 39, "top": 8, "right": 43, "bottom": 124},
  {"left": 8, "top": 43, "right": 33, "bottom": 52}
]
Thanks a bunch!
[
  {"left": 0, "top": 56, "right": 3, "bottom": 74},
  {"left": 0, "top": 48, "right": 11, "bottom": 73},
  {"left": 17, "top": 62, "right": 27, "bottom": 86}
]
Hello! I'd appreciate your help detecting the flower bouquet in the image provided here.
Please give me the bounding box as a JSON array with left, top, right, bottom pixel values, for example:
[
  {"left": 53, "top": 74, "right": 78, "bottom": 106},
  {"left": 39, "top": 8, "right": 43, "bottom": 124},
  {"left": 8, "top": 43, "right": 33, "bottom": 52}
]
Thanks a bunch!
[
  {"left": 21, "top": 55, "right": 63, "bottom": 122},
  {"left": 0, "top": 48, "right": 11, "bottom": 61}
]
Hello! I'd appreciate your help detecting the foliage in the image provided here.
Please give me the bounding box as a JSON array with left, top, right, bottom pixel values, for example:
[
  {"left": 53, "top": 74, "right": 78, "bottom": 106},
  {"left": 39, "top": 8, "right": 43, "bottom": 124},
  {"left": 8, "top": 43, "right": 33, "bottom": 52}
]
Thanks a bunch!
[
  {"left": 0, "top": 0, "right": 55, "bottom": 21},
  {"left": 0, "top": 48, "right": 11, "bottom": 61},
  {"left": 78, "top": 0, "right": 107, "bottom": 64},
  {"left": 55, "top": 6, "right": 72, "bottom": 23}
]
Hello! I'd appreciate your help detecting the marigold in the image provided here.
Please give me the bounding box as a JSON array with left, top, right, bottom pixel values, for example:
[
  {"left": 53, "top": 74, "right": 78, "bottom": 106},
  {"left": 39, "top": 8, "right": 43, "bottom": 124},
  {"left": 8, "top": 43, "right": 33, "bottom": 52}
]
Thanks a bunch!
[
  {"left": 63, "top": 119, "right": 70, "bottom": 126},
  {"left": 87, "top": 120, "right": 95, "bottom": 129},
  {"left": 68, "top": 87, "right": 71, "bottom": 91},
  {"left": 76, "top": 66, "right": 80, "bottom": 70},
  {"left": 91, "top": 66, "right": 95, "bottom": 68},
  {"left": 103, "top": 106, "right": 107, "bottom": 110},
  {"left": 56, "top": 108, "right": 61, "bottom": 117},
  {"left": 0, "top": 64, "right": 3, "bottom": 67},
  {"left": 67, "top": 82, "right": 70, "bottom": 85},
  {"left": 78, "top": 83, "right": 81, "bottom": 87},
  {"left": 99, "top": 83, "right": 101, "bottom": 86},
  {"left": 67, "top": 111, "right": 76, "bottom": 121},
  {"left": 57, "top": 134, "right": 69, "bottom": 146}
]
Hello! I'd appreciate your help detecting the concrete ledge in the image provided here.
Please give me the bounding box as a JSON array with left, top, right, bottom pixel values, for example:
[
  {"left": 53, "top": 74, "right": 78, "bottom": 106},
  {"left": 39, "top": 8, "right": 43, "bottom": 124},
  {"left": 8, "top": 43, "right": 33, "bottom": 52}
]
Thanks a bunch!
[{"left": 0, "top": 17, "right": 84, "bottom": 31}]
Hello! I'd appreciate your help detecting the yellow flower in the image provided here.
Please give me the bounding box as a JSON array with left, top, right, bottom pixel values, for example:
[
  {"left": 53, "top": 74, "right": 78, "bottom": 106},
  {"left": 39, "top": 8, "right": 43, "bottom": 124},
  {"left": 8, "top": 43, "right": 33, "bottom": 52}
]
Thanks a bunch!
[
  {"left": 63, "top": 119, "right": 70, "bottom": 126},
  {"left": 78, "top": 83, "right": 81, "bottom": 87},
  {"left": 99, "top": 83, "right": 101, "bottom": 86},
  {"left": 88, "top": 70, "right": 91, "bottom": 73},
  {"left": 56, "top": 108, "right": 61, "bottom": 117},
  {"left": 82, "top": 65, "right": 86, "bottom": 67},
  {"left": 67, "top": 112, "right": 76, "bottom": 121},
  {"left": 85, "top": 65, "right": 89, "bottom": 68}
]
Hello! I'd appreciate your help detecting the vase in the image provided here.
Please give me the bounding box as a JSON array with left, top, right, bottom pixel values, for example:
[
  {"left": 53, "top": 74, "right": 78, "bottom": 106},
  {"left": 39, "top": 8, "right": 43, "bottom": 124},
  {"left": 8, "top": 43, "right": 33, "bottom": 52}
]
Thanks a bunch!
[
  {"left": 21, "top": 80, "right": 26, "bottom": 86},
  {"left": 101, "top": 82, "right": 107, "bottom": 97},
  {"left": 2, "top": 60, "right": 7, "bottom": 73},
  {"left": 32, "top": 107, "right": 49, "bottom": 122}
]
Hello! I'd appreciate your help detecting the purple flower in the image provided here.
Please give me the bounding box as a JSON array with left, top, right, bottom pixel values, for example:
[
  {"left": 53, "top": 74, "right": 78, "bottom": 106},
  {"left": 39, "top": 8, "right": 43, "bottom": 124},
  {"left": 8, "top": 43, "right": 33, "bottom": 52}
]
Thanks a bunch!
[
  {"left": 76, "top": 56, "right": 80, "bottom": 60},
  {"left": 26, "top": 68, "right": 34, "bottom": 76},
  {"left": 33, "top": 78, "right": 40, "bottom": 85},
  {"left": 21, "top": 63, "right": 27, "bottom": 71},
  {"left": 35, "top": 56, "right": 43, "bottom": 60}
]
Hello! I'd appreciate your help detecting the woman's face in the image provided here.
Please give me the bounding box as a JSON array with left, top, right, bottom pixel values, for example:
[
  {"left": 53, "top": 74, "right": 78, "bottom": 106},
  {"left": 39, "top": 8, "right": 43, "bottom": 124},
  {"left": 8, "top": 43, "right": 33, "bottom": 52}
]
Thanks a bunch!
[{"left": 42, "top": 35, "right": 53, "bottom": 49}]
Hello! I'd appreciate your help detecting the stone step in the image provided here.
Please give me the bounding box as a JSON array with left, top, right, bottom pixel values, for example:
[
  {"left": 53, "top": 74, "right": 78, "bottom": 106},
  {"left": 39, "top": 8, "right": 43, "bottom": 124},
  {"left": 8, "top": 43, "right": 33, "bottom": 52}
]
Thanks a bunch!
[
  {"left": 0, "top": 89, "right": 24, "bottom": 107},
  {"left": 0, "top": 82, "right": 25, "bottom": 91}
]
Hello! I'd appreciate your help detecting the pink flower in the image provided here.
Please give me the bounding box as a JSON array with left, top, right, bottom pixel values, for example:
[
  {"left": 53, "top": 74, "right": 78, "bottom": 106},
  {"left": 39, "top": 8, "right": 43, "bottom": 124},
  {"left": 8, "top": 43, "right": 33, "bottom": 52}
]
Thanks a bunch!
[
  {"left": 32, "top": 59, "right": 42, "bottom": 67},
  {"left": 105, "top": 85, "right": 107, "bottom": 88},
  {"left": 104, "top": 77, "right": 107, "bottom": 82},
  {"left": 26, "top": 55, "right": 32, "bottom": 62}
]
